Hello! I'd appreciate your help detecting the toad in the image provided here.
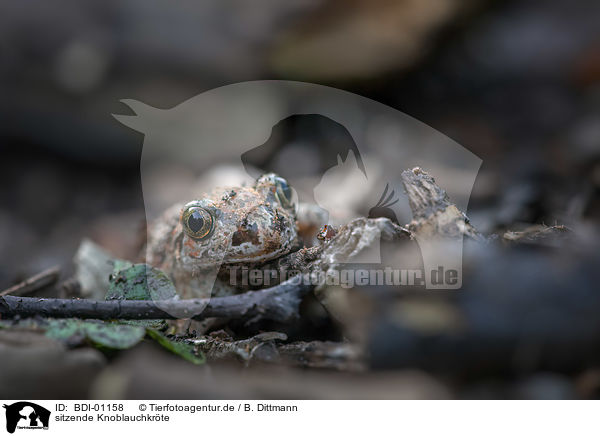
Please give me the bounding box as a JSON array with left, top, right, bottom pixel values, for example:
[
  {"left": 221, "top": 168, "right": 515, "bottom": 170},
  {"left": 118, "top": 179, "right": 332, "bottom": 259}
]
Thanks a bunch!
[{"left": 145, "top": 173, "right": 300, "bottom": 298}]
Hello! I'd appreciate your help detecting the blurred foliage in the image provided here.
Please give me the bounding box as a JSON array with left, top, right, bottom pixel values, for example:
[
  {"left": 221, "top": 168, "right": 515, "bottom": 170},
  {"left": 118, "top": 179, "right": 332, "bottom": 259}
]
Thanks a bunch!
[{"left": 146, "top": 329, "right": 206, "bottom": 366}]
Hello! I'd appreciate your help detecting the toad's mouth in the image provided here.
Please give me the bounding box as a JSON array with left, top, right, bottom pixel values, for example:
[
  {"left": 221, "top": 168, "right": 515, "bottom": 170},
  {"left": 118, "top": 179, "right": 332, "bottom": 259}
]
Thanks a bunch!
[
  {"left": 221, "top": 244, "right": 295, "bottom": 264},
  {"left": 177, "top": 231, "right": 298, "bottom": 267},
  {"left": 185, "top": 244, "right": 295, "bottom": 266}
]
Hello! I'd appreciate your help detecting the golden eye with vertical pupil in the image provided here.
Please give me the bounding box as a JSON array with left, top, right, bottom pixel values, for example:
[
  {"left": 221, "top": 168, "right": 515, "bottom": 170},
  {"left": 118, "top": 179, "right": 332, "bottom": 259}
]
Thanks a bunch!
[{"left": 181, "top": 205, "right": 214, "bottom": 240}]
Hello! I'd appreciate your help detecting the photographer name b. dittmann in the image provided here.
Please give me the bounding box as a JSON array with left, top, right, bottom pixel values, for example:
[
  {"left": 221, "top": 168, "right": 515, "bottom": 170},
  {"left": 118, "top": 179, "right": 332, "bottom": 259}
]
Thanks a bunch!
[{"left": 257, "top": 404, "right": 298, "bottom": 412}]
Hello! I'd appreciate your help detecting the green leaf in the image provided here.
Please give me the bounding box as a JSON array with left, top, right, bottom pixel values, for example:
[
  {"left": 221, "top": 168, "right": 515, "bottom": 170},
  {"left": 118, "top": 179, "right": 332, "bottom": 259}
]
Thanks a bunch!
[
  {"left": 45, "top": 319, "right": 146, "bottom": 350},
  {"left": 146, "top": 328, "right": 205, "bottom": 365},
  {"left": 106, "top": 263, "right": 177, "bottom": 301}
]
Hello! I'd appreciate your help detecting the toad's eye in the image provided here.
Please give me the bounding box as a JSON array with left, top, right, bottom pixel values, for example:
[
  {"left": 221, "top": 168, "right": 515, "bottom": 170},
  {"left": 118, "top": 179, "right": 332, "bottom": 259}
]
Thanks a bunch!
[
  {"left": 181, "top": 205, "right": 214, "bottom": 240},
  {"left": 273, "top": 176, "right": 295, "bottom": 209}
]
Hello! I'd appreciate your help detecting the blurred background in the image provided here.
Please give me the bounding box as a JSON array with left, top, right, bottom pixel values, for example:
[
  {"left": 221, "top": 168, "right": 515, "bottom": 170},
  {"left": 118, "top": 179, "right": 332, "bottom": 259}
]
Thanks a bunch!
[{"left": 1, "top": 0, "right": 599, "bottom": 399}]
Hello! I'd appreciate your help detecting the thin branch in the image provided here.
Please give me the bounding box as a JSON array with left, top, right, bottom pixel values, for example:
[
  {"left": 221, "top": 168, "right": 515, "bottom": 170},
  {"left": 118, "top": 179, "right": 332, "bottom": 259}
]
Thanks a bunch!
[
  {"left": 0, "top": 276, "right": 313, "bottom": 323},
  {"left": 0, "top": 266, "right": 61, "bottom": 297}
]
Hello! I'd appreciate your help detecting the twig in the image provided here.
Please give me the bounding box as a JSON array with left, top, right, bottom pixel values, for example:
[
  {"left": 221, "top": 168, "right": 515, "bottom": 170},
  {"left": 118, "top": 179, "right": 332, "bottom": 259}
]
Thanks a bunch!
[
  {"left": 190, "top": 332, "right": 288, "bottom": 363},
  {"left": 189, "top": 334, "right": 366, "bottom": 371},
  {"left": 503, "top": 224, "right": 570, "bottom": 247},
  {"left": 278, "top": 341, "right": 366, "bottom": 371},
  {"left": 0, "top": 275, "right": 313, "bottom": 323},
  {"left": 0, "top": 266, "right": 61, "bottom": 297}
]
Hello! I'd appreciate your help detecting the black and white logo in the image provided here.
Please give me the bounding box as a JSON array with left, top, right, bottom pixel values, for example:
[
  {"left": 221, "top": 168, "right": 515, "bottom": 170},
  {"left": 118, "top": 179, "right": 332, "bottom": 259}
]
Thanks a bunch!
[{"left": 3, "top": 402, "right": 50, "bottom": 434}]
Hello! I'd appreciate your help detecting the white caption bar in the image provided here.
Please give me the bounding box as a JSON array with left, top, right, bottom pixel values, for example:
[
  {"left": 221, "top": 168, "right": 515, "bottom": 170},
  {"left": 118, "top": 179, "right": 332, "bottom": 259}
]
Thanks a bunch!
[{"left": 1, "top": 400, "right": 597, "bottom": 435}]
